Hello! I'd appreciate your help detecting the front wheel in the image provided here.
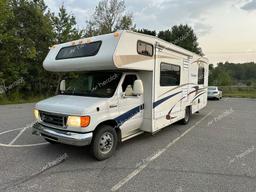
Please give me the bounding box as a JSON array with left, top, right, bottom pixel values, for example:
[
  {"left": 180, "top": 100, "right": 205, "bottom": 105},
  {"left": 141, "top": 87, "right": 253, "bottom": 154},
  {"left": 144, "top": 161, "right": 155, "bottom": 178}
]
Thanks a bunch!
[
  {"left": 91, "top": 125, "right": 117, "bottom": 161},
  {"left": 180, "top": 107, "right": 191, "bottom": 125}
]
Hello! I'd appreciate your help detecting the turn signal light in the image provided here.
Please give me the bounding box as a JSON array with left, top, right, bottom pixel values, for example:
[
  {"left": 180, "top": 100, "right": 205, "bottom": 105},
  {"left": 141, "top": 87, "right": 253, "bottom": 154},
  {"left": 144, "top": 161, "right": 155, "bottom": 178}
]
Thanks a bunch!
[{"left": 80, "top": 116, "right": 90, "bottom": 128}]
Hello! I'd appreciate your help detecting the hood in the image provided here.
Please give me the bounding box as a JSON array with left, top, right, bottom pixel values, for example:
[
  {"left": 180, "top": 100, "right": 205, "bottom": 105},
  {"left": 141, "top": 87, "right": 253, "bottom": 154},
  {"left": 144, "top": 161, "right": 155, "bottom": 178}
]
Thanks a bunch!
[{"left": 35, "top": 95, "right": 109, "bottom": 116}]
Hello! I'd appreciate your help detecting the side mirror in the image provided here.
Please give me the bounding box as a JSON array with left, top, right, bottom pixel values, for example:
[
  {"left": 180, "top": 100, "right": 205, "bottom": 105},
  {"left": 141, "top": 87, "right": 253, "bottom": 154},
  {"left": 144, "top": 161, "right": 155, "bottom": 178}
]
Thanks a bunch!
[
  {"left": 133, "top": 80, "right": 144, "bottom": 96},
  {"left": 60, "top": 80, "right": 66, "bottom": 92}
]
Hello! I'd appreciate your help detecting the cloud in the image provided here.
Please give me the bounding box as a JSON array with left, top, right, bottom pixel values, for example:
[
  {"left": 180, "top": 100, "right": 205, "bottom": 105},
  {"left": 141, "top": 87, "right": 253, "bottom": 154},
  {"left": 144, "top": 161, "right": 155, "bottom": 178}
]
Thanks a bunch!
[
  {"left": 45, "top": 0, "right": 98, "bottom": 28},
  {"left": 193, "top": 22, "right": 212, "bottom": 36},
  {"left": 128, "top": 0, "right": 231, "bottom": 35},
  {"left": 44, "top": 0, "right": 232, "bottom": 35},
  {"left": 241, "top": 0, "right": 256, "bottom": 11},
  {"left": 45, "top": 0, "right": 97, "bottom": 11}
]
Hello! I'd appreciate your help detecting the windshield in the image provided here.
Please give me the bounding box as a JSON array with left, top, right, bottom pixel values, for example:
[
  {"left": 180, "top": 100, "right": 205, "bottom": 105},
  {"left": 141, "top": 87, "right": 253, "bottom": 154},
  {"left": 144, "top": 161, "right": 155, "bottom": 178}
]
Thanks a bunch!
[{"left": 61, "top": 72, "right": 122, "bottom": 98}]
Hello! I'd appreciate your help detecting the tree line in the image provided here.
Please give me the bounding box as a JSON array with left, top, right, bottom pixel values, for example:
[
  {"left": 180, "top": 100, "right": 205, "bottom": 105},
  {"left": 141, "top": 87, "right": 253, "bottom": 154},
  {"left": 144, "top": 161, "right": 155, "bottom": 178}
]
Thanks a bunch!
[
  {"left": 209, "top": 62, "right": 256, "bottom": 86},
  {"left": 0, "top": 0, "right": 255, "bottom": 102},
  {"left": 0, "top": 0, "right": 202, "bottom": 101}
]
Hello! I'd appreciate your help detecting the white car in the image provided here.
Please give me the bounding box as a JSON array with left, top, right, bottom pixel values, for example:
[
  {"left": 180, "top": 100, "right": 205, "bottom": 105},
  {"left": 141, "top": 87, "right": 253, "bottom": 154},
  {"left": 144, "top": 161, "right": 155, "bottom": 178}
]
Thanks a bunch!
[{"left": 208, "top": 86, "right": 222, "bottom": 100}]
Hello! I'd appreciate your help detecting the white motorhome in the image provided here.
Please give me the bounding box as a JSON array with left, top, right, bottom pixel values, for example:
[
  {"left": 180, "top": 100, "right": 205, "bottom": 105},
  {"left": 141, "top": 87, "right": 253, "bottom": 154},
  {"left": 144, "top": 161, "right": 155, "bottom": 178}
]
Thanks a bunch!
[{"left": 32, "top": 31, "right": 209, "bottom": 160}]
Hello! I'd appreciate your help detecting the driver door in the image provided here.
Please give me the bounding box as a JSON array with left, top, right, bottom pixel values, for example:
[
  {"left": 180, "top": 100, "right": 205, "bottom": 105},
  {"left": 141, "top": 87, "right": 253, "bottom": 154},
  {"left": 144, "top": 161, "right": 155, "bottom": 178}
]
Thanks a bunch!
[{"left": 118, "top": 74, "right": 144, "bottom": 138}]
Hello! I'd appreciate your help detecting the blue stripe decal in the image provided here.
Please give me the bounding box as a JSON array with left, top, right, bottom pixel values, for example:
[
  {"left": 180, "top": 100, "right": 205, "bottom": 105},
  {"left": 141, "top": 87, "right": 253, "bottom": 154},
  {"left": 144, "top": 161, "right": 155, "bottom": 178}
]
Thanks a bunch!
[
  {"left": 153, "top": 91, "right": 182, "bottom": 109},
  {"left": 115, "top": 104, "right": 143, "bottom": 126}
]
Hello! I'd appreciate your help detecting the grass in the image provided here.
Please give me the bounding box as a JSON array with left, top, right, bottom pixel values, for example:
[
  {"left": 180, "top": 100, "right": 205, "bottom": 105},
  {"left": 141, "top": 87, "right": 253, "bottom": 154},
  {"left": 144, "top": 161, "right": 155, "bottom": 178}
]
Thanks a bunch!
[
  {"left": 223, "top": 92, "right": 256, "bottom": 98},
  {"left": 220, "top": 86, "right": 256, "bottom": 99},
  {"left": 0, "top": 96, "right": 48, "bottom": 105}
]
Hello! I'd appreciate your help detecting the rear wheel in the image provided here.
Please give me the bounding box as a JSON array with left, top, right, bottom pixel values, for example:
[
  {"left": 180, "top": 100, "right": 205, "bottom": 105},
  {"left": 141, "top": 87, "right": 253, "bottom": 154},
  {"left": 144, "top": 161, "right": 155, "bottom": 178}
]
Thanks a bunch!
[
  {"left": 181, "top": 107, "right": 191, "bottom": 125},
  {"left": 91, "top": 125, "right": 117, "bottom": 161}
]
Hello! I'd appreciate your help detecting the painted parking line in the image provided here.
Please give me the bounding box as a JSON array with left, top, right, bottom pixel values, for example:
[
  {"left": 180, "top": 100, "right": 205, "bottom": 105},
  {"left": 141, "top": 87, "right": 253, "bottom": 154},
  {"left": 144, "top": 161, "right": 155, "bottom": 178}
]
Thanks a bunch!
[
  {"left": 8, "top": 127, "right": 28, "bottom": 145},
  {"left": 0, "top": 127, "right": 24, "bottom": 136},
  {"left": 0, "top": 127, "right": 48, "bottom": 148},
  {"left": 0, "top": 143, "right": 48, "bottom": 148},
  {"left": 111, "top": 110, "right": 214, "bottom": 192}
]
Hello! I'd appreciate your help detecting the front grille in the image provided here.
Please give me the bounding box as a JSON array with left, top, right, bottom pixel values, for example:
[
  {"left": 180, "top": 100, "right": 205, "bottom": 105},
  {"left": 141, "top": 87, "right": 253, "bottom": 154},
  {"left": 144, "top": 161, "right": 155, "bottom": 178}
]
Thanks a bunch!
[{"left": 40, "top": 111, "right": 67, "bottom": 127}]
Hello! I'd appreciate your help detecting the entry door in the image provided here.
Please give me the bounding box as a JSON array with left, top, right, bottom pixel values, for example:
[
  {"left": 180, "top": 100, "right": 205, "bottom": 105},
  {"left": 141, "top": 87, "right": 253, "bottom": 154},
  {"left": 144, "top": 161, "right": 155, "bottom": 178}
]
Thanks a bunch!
[{"left": 118, "top": 74, "right": 144, "bottom": 138}]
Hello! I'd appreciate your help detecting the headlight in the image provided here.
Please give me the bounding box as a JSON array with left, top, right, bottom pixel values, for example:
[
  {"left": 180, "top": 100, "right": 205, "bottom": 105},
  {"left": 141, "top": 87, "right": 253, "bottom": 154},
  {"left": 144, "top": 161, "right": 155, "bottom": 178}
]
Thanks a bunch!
[
  {"left": 67, "top": 116, "right": 90, "bottom": 128},
  {"left": 34, "top": 109, "right": 40, "bottom": 120}
]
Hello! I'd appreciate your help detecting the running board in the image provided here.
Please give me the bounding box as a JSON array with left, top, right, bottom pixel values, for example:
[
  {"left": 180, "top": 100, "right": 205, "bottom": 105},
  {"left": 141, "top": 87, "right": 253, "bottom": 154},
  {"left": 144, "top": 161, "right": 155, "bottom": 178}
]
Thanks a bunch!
[{"left": 121, "top": 131, "right": 144, "bottom": 142}]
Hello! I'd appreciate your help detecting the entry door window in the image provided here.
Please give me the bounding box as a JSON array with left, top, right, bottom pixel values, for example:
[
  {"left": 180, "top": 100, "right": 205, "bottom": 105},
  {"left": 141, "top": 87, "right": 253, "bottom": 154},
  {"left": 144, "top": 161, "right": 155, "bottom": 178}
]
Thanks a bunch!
[
  {"left": 160, "top": 63, "right": 181, "bottom": 86},
  {"left": 198, "top": 65, "right": 205, "bottom": 84}
]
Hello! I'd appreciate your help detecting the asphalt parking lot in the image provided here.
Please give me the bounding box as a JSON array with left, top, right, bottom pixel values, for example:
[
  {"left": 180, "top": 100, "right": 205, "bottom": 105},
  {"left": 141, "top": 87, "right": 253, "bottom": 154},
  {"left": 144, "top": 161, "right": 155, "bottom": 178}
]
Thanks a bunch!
[{"left": 0, "top": 98, "right": 256, "bottom": 192}]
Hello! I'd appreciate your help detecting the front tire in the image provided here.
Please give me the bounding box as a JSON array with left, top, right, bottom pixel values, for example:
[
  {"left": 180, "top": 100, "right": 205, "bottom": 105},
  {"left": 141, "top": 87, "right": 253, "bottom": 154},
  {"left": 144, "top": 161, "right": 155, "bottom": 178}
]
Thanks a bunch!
[
  {"left": 181, "top": 107, "right": 191, "bottom": 125},
  {"left": 91, "top": 125, "right": 117, "bottom": 161}
]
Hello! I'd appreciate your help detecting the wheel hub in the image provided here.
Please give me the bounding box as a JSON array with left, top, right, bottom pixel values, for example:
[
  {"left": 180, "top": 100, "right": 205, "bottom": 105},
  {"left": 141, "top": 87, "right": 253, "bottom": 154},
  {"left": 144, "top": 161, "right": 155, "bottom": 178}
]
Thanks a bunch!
[{"left": 99, "top": 132, "right": 113, "bottom": 154}]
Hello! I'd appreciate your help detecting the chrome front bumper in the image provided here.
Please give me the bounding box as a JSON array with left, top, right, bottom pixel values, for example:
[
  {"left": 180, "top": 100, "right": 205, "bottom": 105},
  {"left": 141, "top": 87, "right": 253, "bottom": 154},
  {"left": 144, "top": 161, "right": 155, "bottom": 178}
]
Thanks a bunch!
[{"left": 32, "top": 123, "right": 93, "bottom": 146}]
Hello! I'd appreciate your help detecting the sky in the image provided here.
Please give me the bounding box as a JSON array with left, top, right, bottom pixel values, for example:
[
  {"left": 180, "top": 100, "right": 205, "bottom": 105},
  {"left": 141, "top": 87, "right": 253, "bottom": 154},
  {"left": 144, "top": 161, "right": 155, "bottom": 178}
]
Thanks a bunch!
[{"left": 45, "top": 0, "right": 256, "bottom": 64}]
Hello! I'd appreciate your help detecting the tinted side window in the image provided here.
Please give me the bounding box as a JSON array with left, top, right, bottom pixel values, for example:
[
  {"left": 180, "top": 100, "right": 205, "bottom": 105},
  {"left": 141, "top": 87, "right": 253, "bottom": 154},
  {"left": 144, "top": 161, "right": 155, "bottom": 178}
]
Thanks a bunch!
[
  {"left": 122, "top": 75, "right": 137, "bottom": 92},
  {"left": 160, "top": 63, "right": 180, "bottom": 86},
  {"left": 198, "top": 65, "right": 205, "bottom": 84},
  {"left": 137, "top": 41, "right": 153, "bottom": 57},
  {"left": 56, "top": 41, "right": 102, "bottom": 60}
]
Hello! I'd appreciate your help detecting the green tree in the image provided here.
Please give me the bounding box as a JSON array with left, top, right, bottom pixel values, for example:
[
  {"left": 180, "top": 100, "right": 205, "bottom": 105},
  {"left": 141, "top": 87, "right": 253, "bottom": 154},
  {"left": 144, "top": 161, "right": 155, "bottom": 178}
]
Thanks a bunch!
[
  {"left": 158, "top": 29, "right": 172, "bottom": 42},
  {"left": 0, "top": 0, "right": 16, "bottom": 90},
  {"left": 13, "top": 0, "right": 54, "bottom": 96},
  {"left": 209, "top": 62, "right": 256, "bottom": 86},
  {"left": 86, "top": 0, "right": 135, "bottom": 36},
  {"left": 51, "top": 5, "right": 83, "bottom": 44},
  {"left": 136, "top": 29, "right": 156, "bottom": 36},
  {"left": 158, "top": 25, "right": 203, "bottom": 55},
  {"left": 215, "top": 70, "right": 232, "bottom": 86},
  {"left": 208, "top": 64, "right": 215, "bottom": 85},
  {"left": 50, "top": 5, "right": 84, "bottom": 93},
  {"left": 0, "top": 0, "right": 54, "bottom": 99},
  {"left": 209, "top": 63, "right": 232, "bottom": 86}
]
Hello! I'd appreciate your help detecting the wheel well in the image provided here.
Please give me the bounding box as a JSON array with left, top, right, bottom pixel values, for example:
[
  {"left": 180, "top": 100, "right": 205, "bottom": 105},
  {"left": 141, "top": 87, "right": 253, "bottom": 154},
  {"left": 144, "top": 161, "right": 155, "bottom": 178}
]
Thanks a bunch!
[{"left": 95, "top": 120, "right": 121, "bottom": 143}]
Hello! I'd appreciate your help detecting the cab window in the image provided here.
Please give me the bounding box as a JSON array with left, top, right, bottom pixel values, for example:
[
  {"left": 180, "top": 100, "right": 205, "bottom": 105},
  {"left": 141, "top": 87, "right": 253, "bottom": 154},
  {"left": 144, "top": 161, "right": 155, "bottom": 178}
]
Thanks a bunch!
[{"left": 122, "top": 74, "right": 138, "bottom": 96}]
